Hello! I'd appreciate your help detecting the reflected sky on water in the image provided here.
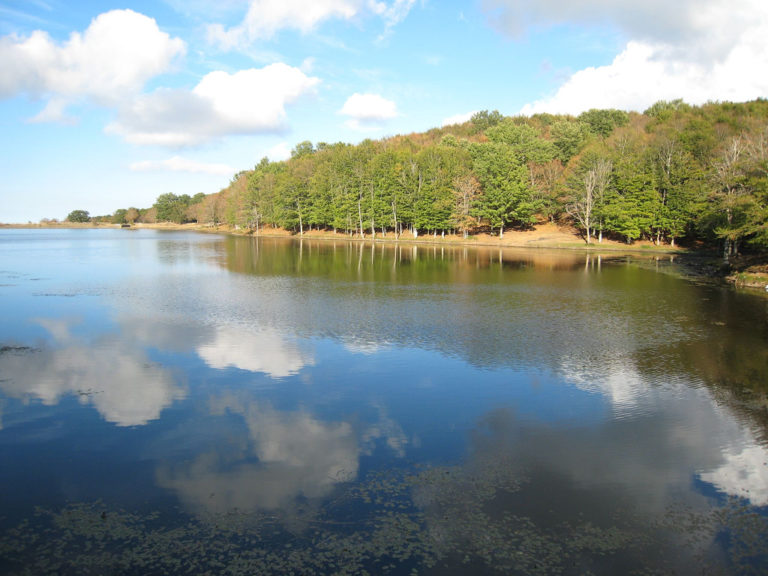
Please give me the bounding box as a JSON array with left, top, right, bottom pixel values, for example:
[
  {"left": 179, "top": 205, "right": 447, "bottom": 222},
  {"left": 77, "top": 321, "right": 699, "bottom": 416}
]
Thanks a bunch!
[{"left": 0, "top": 229, "right": 767, "bottom": 574}]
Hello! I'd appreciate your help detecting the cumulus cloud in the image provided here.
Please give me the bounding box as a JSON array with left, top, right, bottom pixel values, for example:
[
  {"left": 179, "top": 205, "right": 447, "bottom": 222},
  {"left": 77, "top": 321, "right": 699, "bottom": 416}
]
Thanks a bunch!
[
  {"left": 441, "top": 110, "right": 477, "bottom": 127},
  {"left": 520, "top": 36, "right": 768, "bottom": 116},
  {"left": 0, "top": 9, "right": 185, "bottom": 120},
  {"left": 482, "top": 0, "right": 751, "bottom": 51},
  {"left": 339, "top": 92, "right": 398, "bottom": 130},
  {"left": 489, "top": 0, "right": 768, "bottom": 115},
  {"left": 208, "top": 0, "right": 416, "bottom": 49},
  {"left": 106, "top": 64, "right": 320, "bottom": 147},
  {"left": 130, "top": 156, "right": 234, "bottom": 176}
]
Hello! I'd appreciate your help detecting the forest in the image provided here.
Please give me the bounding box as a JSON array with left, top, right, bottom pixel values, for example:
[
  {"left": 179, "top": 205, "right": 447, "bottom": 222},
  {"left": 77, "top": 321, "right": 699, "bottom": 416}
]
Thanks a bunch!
[{"left": 90, "top": 99, "right": 768, "bottom": 259}]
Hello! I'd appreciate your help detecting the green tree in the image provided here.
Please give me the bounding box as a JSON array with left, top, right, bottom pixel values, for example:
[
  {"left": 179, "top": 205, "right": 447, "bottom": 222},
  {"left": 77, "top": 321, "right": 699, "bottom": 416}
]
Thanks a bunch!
[
  {"left": 112, "top": 209, "right": 128, "bottom": 224},
  {"left": 604, "top": 153, "right": 655, "bottom": 244},
  {"left": 414, "top": 145, "right": 465, "bottom": 234},
  {"left": 643, "top": 99, "right": 691, "bottom": 120},
  {"left": 741, "top": 125, "right": 768, "bottom": 248},
  {"left": 154, "top": 193, "right": 191, "bottom": 224},
  {"left": 66, "top": 210, "right": 90, "bottom": 223},
  {"left": 486, "top": 119, "right": 557, "bottom": 164},
  {"left": 578, "top": 109, "right": 630, "bottom": 138},
  {"left": 551, "top": 120, "right": 590, "bottom": 163},
  {"left": 469, "top": 142, "right": 538, "bottom": 236},
  {"left": 648, "top": 137, "right": 701, "bottom": 245},
  {"left": 470, "top": 110, "right": 504, "bottom": 133},
  {"left": 291, "top": 140, "right": 315, "bottom": 159}
]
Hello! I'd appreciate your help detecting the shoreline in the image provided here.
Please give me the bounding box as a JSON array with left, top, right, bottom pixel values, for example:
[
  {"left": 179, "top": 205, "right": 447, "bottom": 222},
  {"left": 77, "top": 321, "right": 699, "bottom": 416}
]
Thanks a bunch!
[
  {"left": 0, "top": 220, "right": 685, "bottom": 252},
  {"left": 3, "top": 220, "right": 766, "bottom": 290}
]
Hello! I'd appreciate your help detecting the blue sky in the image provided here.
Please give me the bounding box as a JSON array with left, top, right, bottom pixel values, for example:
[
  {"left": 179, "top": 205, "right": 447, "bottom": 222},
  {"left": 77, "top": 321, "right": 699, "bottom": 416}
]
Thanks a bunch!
[{"left": 1, "top": 0, "right": 766, "bottom": 223}]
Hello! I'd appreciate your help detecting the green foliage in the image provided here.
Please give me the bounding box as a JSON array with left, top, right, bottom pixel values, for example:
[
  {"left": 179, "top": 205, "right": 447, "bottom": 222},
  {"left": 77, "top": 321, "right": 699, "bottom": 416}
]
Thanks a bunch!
[
  {"left": 551, "top": 120, "right": 590, "bottom": 163},
  {"left": 578, "top": 108, "right": 630, "bottom": 138},
  {"left": 106, "top": 100, "right": 767, "bottom": 255},
  {"left": 154, "top": 193, "right": 193, "bottom": 224},
  {"left": 469, "top": 142, "right": 538, "bottom": 232},
  {"left": 291, "top": 140, "right": 314, "bottom": 159},
  {"left": 486, "top": 119, "right": 557, "bottom": 164},
  {"left": 643, "top": 99, "right": 691, "bottom": 119},
  {"left": 470, "top": 110, "right": 504, "bottom": 133},
  {"left": 112, "top": 208, "right": 128, "bottom": 224},
  {"left": 66, "top": 209, "right": 90, "bottom": 223}
]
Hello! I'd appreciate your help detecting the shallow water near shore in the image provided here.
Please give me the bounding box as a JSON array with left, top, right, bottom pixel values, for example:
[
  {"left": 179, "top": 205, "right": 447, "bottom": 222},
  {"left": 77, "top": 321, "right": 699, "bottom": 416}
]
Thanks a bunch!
[{"left": 1, "top": 228, "right": 767, "bottom": 575}]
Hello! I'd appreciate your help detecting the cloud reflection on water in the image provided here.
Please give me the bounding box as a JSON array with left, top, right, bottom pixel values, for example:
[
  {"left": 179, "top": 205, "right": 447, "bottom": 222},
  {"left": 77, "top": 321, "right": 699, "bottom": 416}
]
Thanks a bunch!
[
  {"left": 553, "top": 354, "right": 768, "bottom": 508},
  {"left": 700, "top": 442, "right": 768, "bottom": 506},
  {"left": 197, "top": 326, "right": 313, "bottom": 377},
  {"left": 0, "top": 318, "right": 185, "bottom": 426},
  {"left": 158, "top": 393, "right": 409, "bottom": 518}
]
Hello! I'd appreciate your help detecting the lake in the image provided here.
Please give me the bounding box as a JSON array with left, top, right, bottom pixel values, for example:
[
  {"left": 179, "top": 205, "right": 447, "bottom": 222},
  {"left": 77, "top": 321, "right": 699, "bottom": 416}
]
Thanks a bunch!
[{"left": 1, "top": 228, "right": 767, "bottom": 575}]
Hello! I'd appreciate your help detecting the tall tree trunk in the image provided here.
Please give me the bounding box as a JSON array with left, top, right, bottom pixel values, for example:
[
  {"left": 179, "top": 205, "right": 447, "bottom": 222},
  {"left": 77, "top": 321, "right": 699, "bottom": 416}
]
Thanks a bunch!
[
  {"left": 357, "top": 195, "right": 364, "bottom": 239},
  {"left": 297, "top": 201, "right": 303, "bottom": 236},
  {"left": 392, "top": 200, "right": 399, "bottom": 240},
  {"left": 370, "top": 185, "right": 375, "bottom": 240}
]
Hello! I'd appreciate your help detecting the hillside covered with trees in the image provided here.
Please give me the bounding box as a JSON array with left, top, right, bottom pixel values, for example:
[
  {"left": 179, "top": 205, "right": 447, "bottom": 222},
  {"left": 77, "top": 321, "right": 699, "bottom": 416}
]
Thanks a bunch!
[{"left": 92, "top": 99, "right": 768, "bottom": 259}]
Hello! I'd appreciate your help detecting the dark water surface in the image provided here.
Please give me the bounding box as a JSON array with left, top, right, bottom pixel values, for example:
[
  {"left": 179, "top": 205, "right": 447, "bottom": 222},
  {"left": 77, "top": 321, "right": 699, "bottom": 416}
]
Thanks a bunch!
[{"left": 1, "top": 228, "right": 767, "bottom": 575}]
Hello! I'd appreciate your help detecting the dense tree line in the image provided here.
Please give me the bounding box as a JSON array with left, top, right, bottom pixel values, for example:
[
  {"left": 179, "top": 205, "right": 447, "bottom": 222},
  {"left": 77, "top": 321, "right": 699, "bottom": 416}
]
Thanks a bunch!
[{"left": 110, "top": 99, "right": 768, "bottom": 258}]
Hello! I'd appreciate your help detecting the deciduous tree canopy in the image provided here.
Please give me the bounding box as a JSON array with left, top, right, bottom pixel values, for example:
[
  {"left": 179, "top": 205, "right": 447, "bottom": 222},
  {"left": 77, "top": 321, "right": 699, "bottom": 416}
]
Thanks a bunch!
[
  {"left": 100, "top": 100, "right": 768, "bottom": 257},
  {"left": 66, "top": 210, "right": 90, "bottom": 223}
]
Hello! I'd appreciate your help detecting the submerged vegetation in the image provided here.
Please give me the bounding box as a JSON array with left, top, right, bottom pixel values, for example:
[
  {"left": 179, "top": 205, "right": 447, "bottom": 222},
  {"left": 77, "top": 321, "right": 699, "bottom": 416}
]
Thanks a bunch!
[
  {"left": 3, "top": 456, "right": 766, "bottom": 575},
  {"left": 91, "top": 99, "right": 768, "bottom": 259}
]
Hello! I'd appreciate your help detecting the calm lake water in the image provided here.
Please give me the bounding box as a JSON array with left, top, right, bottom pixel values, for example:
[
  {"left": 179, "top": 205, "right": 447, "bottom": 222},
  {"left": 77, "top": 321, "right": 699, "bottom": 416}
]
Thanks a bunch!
[{"left": 1, "top": 228, "right": 767, "bottom": 575}]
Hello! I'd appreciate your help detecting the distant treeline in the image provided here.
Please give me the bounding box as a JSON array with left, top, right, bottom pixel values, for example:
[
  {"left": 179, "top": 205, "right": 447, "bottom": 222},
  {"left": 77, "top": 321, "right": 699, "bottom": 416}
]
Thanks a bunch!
[{"left": 83, "top": 99, "right": 768, "bottom": 257}]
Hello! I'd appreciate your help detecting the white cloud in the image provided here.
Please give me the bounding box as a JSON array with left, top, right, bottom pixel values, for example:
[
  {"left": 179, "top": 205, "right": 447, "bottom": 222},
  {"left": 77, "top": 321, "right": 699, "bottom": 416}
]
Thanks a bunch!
[
  {"left": 27, "top": 97, "right": 76, "bottom": 124},
  {"left": 106, "top": 64, "right": 320, "bottom": 147},
  {"left": 208, "top": 0, "right": 361, "bottom": 48},
  {"left": 370, "top": 0, "right": 417, "bottom": 38},
  {"left": 0, "top": 9, "right": 185, "bottom": 119},
  {"left": 511, "top": 0, "right": 768, "bottom": 115},
  {"left": 339, "top": 92, "right": 398, "bottom": 130},
  {"left": 441, "top": 110, "right": 477, "bottom": 127},
  {"left": 130, "top": 156, "right": 234, "bottom": 176},
  {"left": 482, "top": 0, "right": 753, "bottom": 53},
  {"left": 208, "top": 0, "right": 417, "bottom": 49},
  {"left": 521, "top": 35, "right": 768, "bottom": 116},
  {"left": 266, "top": 141, "right": 292, "bottom": 161}
]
